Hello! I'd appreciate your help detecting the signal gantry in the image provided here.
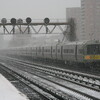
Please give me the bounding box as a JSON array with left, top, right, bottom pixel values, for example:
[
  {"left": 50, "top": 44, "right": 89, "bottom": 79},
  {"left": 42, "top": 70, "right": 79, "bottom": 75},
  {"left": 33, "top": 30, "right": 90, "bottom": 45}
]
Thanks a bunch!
[{"left": 0, "top": 17, "right": 74, "bottom": 34}]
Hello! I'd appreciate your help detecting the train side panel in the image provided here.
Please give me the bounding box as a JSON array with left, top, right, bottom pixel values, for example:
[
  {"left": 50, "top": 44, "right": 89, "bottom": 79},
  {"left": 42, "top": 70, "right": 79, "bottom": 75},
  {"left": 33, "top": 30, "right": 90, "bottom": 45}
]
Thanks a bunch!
[
  {"left": 77, "top": 44, "right": 85, "bottom": 62},
  {"left": 32, "top": 47, "right": 37, "bottom": 58},
  {"left": 44, "top": 46, "right": 52, "bottom": 59},
  {"left": 62, "top": 44, "right": 76, "bottom": 62},
  {"left": 37, "top": 46, "right": 43, "bottom": 59}
]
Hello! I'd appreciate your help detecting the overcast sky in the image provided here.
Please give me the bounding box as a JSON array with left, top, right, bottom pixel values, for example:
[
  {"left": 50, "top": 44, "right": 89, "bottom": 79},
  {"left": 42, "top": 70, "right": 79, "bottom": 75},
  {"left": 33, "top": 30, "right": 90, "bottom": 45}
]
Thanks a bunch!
[{"left": 0, "top": 0, "right": 81, "bottom": 20}]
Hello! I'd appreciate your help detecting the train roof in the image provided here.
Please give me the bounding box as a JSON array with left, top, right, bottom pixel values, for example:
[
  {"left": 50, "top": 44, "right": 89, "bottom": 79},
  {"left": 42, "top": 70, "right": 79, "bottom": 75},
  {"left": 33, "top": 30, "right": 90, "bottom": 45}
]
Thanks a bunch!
[
  {"left": 60, "top": 40, "right": 100, "bottom": 45},
  {"left": 2, "top": 40, "right": 100, "bottom": 50},
  {"left": 58, "top": 40, "right": 88, "bottom": 45}
]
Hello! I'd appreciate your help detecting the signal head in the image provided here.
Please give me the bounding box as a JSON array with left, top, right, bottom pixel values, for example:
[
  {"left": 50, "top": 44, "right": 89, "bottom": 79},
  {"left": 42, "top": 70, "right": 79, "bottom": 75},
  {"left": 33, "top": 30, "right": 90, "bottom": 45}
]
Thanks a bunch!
[
  {"left": 1, "top": 18, "right": 7, "bottom": 24},
  {"left": 11, "top": 18, "right": 16, "bottom": 25},
  {"left": 26, "top": 17, "right": 32, "bottom": 24},
  {"left": 44, "top": 18, "right": 50, "bottom": 25},
  {"left": 17, "top": 18, "right": 23, "bottom": 24}
]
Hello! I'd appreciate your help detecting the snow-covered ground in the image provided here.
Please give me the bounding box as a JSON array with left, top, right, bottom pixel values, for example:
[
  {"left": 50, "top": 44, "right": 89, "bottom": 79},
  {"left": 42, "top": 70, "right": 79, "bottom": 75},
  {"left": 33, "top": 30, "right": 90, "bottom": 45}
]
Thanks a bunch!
[{"left": 0, "top": 74, "right": 29, "bottom": 100}]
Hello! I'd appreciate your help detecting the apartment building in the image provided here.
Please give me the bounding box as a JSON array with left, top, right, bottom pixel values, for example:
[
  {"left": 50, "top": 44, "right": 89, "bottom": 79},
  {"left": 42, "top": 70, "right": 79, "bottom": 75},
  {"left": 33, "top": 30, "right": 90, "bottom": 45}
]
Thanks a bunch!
[{"left": 81, "top": 0, "right": 100, "bottom": 40}]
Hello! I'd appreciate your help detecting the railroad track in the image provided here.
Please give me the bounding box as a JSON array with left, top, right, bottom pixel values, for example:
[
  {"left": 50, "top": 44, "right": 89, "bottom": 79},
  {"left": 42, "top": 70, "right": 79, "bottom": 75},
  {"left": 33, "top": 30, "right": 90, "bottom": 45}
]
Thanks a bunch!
[
  {"left": 0, "top": 64, "right": 59, "bottom": 100},
  {"left": 0, "top": 60, "right": 81, "bottom": 100},
  {"left": 9, "top": 55, "right": 100, "bottom": 75},
  {"left": 2, "top": 56, "right": 100, "bottom": 91},
  {"left": 0, "top": 56, "right": 100, "bottom": 100}
]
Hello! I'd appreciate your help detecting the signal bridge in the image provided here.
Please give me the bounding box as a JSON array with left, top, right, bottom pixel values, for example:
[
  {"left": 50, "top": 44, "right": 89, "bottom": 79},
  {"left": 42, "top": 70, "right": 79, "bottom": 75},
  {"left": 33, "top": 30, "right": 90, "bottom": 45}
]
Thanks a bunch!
[{"left": 0, "top": 17, "right": 74, "bottom": 34}]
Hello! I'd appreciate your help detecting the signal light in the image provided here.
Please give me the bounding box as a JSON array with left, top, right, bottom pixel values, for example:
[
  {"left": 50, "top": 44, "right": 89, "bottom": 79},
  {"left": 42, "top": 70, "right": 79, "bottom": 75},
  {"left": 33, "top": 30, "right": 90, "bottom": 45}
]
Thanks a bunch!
[
  {"left": 44, "top": 18, "right": 50, "bottom": 24},
  {"left": 1, "top": 18, "right": 7, "bottom": 24},
  {"left": 17, "top": 18, "right": 23, "bottom": 24},
  {"left": 26, "top": 17, "right": 32, "bottom": 24},
  {"left": 11, "top": 18, "right": 16, "bottom": 25}
]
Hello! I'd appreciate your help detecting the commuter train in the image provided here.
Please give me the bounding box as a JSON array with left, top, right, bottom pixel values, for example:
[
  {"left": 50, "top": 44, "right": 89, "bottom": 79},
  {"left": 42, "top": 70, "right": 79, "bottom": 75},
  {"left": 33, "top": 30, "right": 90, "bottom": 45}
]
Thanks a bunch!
[{"left": 1, "top": 40, "right": 100, "bottom": 65}]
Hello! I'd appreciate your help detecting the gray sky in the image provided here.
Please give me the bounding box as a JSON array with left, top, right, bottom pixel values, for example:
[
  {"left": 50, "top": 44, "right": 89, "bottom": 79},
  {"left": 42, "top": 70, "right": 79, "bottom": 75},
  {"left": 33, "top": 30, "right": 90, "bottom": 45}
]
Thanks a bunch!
[{"left": 0, "top": 0, "right": 81, "bottom": 19}]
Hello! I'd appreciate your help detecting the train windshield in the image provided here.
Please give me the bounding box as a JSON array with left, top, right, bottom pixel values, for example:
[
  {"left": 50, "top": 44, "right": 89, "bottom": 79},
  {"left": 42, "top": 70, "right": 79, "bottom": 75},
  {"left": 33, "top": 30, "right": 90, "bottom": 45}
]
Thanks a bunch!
[{"left": 87, "top": 44, "right": 100, "bottom": 55}]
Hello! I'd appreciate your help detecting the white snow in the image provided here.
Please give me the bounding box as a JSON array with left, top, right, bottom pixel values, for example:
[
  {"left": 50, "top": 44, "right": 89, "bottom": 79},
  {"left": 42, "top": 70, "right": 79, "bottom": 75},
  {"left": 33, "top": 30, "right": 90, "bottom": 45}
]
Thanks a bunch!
[{"left": 0, "top": 74, "right": 29, "bottom": 100}]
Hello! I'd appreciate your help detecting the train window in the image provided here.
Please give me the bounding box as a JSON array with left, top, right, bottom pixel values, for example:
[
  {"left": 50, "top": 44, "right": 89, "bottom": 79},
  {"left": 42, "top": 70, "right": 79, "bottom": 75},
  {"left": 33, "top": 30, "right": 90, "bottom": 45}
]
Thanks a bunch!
[
  {"left": 45, "top": 49, "right": 47, "bottom": 52},
  {"left": 47, "top": 49, "right": 49, "bottom": 52},
  {"left": 39, "top": 47, "right": 41, "bottom": 52},
  {"left": 64, "top": 49, "right": 68, "bottom": 53},
  {"left": 45, "top": 49, "right": 50, "bottom": 52},
  {"left": 38, "top": 49, "right": 40, "bottom": 52},
  {"left": 79, "top": 49, "right": 84, "bottom": 54},
  {"left": 70, "top": 49, "right": 74, "bottom": 53},
  {"left": 58, "top": 49, "right": 60, "bottom": 53},
  {"left": 87, "top": 44, "right": 100, "bottom": 54},
  {"left": 64, "top": 49, "right": 74, "bottom": 53},
  {"left": 42, "top": 47, "right": 44, "bottom": 52},
  {"left": 39, "top": 49, "right": 41, "bottom": 52},
  {"left": 53, "top": 49, "right": 55, "bottom": 52}
]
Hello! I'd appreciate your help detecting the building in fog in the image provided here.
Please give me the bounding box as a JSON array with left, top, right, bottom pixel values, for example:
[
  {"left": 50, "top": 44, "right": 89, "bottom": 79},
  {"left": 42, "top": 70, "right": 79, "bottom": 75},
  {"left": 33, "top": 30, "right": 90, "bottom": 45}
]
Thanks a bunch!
[
  {"left": 66, "top": 7, "right": 81, "bottom": 40},
  {"left": 81, "top": 0, "right": 100, "bottom": 40}
]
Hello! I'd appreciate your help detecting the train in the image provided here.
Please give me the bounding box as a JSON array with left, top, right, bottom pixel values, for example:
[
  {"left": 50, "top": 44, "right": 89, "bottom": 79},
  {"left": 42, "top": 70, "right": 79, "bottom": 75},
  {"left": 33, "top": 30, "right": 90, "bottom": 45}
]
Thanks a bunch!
[{"left": 0, "top": 40, "right": 100, "bottom": 66}]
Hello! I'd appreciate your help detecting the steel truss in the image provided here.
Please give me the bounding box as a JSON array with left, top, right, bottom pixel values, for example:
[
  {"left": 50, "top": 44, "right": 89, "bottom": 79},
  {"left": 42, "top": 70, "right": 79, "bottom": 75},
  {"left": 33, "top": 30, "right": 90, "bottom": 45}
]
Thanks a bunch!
[{"left": 0, "top": 22, "right": 68, "bottom": 34}]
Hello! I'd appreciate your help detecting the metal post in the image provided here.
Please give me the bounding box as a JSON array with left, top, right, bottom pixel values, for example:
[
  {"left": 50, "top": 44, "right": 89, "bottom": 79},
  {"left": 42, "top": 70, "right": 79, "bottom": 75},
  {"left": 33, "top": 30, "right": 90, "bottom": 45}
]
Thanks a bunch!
[
  {"left": 3, "top": 25, "right": 5, "bottom": 34},
  {"left": 46, "top": 25, "right": 48, "bottom": 34},
  {"left": 13, "top": 25, "right": 15, "bottom": 34},
  {"left": 20, "top": 25, "right": 21, "bottom": 34},
  {"left": 28, "top": 25, "right": 30, "bottom": 34}
]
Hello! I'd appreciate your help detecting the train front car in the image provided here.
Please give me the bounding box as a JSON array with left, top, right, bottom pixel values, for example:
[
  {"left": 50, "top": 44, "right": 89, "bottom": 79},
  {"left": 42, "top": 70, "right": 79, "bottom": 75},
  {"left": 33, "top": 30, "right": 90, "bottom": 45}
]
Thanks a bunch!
[{"left": 84, "top": 40, "right": 100, "bottom": 65}]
